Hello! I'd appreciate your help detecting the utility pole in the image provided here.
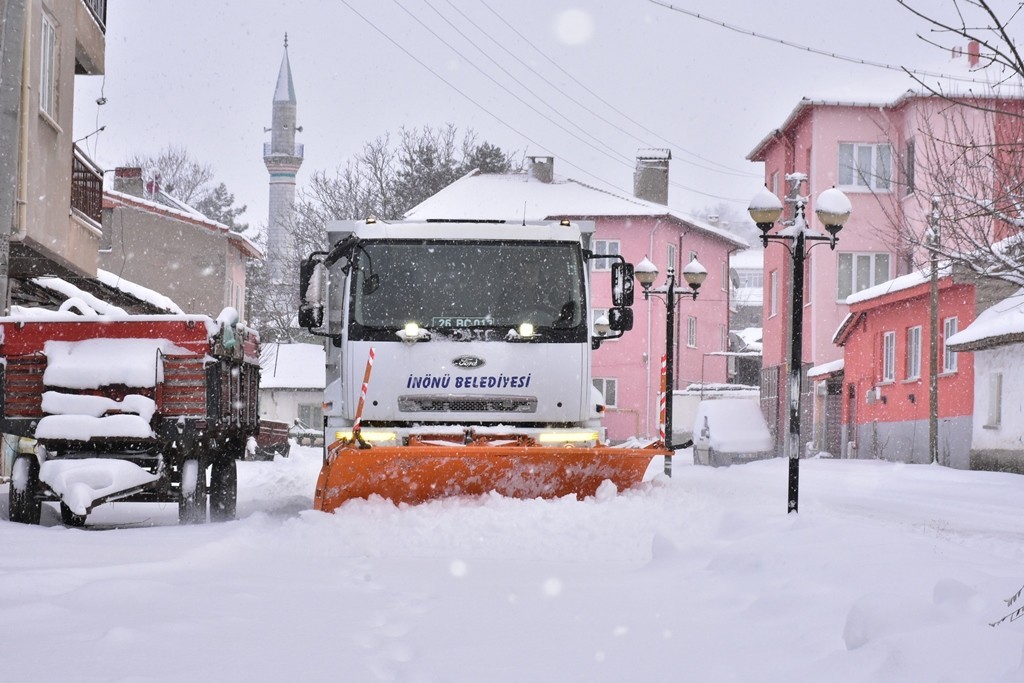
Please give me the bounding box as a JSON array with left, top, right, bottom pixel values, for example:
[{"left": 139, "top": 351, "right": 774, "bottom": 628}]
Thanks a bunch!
[
  {"left": 0, "top": 0, "right": 26, "bottom": 315},
  {"left": 928, "top": 197, "right": 940, "bottom": 464}
]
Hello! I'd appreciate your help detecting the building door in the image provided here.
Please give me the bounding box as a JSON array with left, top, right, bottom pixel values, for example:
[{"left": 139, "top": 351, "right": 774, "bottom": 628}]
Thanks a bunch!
[
  {"left": 824, "top": 376, "right": 843, "bottom": 456},
  {"left": 845, "top": 383, "right": 857, "bottom": 459}
]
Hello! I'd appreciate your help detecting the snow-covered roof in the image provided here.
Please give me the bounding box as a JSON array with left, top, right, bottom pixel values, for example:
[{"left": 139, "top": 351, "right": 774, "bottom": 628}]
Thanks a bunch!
[
  {"left": 405, "top": 170, "right": 747, "bottom": 249},
  {"left": 260, "top": 342, "right": 325, "bottom": 390},
  {"left": 946, "top": 288, "right": 1024, "bottom": 351},
  {"left": 808, "top": 358, "right": 844, "bottom": 379},
  {"left": 732, "top": 327, "right": 762, "bottom": 353},
  {"left": 104, "top": 189, "right": 263, "bottom": 259},
  {"left": 730, "top": 248, "right": 764, "bottom": 270},
  {"left": 96, "top": 269, "right": 185, "bottom": 314},
  {"left": 846, "top": 265, "right": 951, "bottom": 306}
]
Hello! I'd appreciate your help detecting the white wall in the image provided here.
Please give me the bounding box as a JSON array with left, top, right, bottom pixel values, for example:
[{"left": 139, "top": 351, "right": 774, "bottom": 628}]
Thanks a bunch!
[
  {"left": 971, "top": 344, "right": 1024, "bottom": 452},
  {"left": 259, "top": 388, "right": 323, "bottom": 425}
]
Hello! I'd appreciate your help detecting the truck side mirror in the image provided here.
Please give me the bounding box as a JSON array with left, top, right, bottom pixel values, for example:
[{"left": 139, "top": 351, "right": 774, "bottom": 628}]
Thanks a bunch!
[
  {"left": 608, "top": 307, "right": 633, "bottom": 332},
  {"left": 611, "top": 263, "right": 634, "bottom": 307},
  {"left": 298, "top": 258, "right": 324, "bottom": 329}
]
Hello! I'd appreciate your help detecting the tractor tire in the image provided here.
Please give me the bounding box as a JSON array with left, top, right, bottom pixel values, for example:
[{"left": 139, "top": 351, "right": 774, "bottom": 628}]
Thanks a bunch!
[
  {"left": 60, "top": 502, "right": 87, "bottom": 528},
  {"left": 209, "top": 458, "right": 237, "bottom": 522},
  {"left": 177, "top": 458, "right": 208, "bottom": 525},
  {"left": 9, "top": 455, "right": 42, "bottom": 525}
]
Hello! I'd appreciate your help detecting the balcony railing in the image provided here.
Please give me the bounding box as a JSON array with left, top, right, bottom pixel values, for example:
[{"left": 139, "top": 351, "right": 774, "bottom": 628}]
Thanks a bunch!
[
  {"left": 263, "top": 142, "right": 304, "bottom": 159},
  {"left": 71, "top": 145, "right": 103, "bottom": 226},
  {"left": 83, "top": 0, "right": 107, "bottom": 32}
]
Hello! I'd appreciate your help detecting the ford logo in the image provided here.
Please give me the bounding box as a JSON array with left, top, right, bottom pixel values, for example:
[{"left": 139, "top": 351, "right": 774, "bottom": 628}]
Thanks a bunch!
[{"left": 452, "top": 355, "right": 485, "bottom": 369}]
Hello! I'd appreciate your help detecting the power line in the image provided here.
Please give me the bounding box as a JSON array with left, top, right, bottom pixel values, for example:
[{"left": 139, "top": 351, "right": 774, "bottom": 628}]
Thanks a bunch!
[
  {"left": 447, "top": 0, "right": 758, "bottom": 179},
  {"left": 649, "top": 0, "right": 998, "bottom": 85},
  {"left": 479, "top": 0, "right": 759, "bottom": 178},
  {"left": 413, "top": 0, "right": 630, "bottom": 164},
  {"left": 392, "top": 0, "right": 750, "bottom": 202},
  {"left": 336, "top": 0, "right": 624, "bottom": 191}
]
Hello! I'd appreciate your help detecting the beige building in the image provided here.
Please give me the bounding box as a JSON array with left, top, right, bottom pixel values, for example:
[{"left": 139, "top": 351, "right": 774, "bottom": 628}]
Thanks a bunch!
[
  {"left": 2, "top": 0, "right": 106, "bottom": 288},
  {"left": 101, "top": 169, "right": 261, "bottom": 317}
]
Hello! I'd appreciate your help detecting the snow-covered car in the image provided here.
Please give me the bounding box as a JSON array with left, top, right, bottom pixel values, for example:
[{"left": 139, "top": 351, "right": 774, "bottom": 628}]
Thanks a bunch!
[{"left": 692, "top": 398, "right": 774, "bottom": 466}]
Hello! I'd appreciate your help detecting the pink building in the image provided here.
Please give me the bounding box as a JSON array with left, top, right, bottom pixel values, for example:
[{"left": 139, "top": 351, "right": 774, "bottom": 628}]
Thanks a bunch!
[
  {"left": 748, "top": 91, "right": 1024, "bottom": 455},
  {"left": 407, "top": 153, "right": 747, "bottom": 441}
]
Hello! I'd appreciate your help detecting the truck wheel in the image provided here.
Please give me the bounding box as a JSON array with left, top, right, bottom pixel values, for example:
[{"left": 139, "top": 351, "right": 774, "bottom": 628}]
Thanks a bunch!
[
  {"left": 178, "top": 458, "right": 207, "bottom": 525},
  {"left": 9, "top": 455, "right": 41, "bottom": 525},
  {"left": 209, "top": 458, "right": 237, "bottom": 522},
  {"left": 60, "top": 502, "right": 87, "bottom": 528}
]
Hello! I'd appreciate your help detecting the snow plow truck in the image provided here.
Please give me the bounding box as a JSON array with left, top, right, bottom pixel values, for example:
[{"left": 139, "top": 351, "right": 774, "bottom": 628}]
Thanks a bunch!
[
  {"left": 299, "top": 218, "right": 670, "bottom": 510},
  {"left": 1, "top": 312, "right": 260, "bottom": 525}
]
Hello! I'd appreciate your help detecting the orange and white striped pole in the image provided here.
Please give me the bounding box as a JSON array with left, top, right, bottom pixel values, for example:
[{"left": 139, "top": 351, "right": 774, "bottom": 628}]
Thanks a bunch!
[
  {"left": 659, "top": 354, "right": 667, "bottom": 442},
  {"left": 351, "top": 346, "right": 376, "bottom": 447}
]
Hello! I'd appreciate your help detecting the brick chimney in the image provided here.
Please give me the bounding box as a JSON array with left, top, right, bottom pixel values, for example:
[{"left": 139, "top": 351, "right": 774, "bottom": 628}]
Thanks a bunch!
[
  {"left": 968, "top": 40, "right": 980, "bottom": 68},
  {"left": 634, "top": 148, "right": 671, "bottom": 204},
  {"left": 527, "top": 155, "right": 554, "bottom": 183},
  {"left": 113, "top": 166, "right": 144, "bottom": 197}
]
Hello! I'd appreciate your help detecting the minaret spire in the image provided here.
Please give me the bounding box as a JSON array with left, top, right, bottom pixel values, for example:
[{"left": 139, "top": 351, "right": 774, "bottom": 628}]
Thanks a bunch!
[{"left": 263, "top": 35, "right": 303, "bottom": 286}]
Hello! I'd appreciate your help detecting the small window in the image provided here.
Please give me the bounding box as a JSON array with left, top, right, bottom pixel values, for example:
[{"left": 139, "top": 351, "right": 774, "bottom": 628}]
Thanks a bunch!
[
  {"left": 40, "top": 13, "right": 58, "bottom": 118},
  {"left": 986, "top": 373, "right": 1002, "bottom": 428},
  {"left": 943, "top": 317, "right": 958, "bottom": 373},
  {"left": 720, "top": 324, "right": 728, "bottom": 352},
  {"left": 593, "top": 377, "right": 618, "bottom": 408},
  {"left": 769, "top": 270, "right": 778, "bottom": 317},
  {"left": 838, "top": 143, "right": 893, "bottom": 191},
  {"left": 838, "top": 252, "right": 891, "bottom": 301},
  {"left": 666, "top": 243, "right": 676, "bottom": 274},
  {"left": 770, "top": 171, "right": 779, "bottom": 196},
  {"left": 687, "top": 316, "right": 697, "bottom": 348},
  {"left": 297, "top": 403, "right": 323, "bottom": 429},
  {"left": 591, "top": 240, "right": 620, "bottom": 271},
  {"left": 906, "top": 326, "right": 921, "bottom": 379},
  {"left": 882, "top": 331, "right": 896, "bottom": 382}
]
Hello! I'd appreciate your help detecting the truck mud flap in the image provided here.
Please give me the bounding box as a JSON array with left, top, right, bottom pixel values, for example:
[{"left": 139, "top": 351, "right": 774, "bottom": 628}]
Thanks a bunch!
[{"left": 313, "top": 442, "right": 666, "bottom": 510}]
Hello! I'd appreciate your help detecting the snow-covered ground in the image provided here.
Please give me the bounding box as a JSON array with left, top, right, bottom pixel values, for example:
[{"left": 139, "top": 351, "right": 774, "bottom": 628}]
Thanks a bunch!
[{"left": 2, "top": 446, "right": 1022, "bottom": 682}]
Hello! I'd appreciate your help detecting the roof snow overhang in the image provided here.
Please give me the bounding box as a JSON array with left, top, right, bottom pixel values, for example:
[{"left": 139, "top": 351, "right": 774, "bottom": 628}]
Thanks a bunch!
[{"left": 104, "top": 190, "right": 263, "bottom": 259}]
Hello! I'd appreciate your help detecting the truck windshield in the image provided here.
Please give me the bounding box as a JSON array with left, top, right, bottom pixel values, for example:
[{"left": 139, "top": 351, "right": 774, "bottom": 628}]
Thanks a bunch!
[{"left": 349, "top": 240, "right": 586, "bottom": 342}]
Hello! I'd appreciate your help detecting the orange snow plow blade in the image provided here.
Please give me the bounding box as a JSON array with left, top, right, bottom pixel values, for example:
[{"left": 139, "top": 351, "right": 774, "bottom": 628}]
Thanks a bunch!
[{"left": 314, "top": 440, "right": 666, "bottom": 510}]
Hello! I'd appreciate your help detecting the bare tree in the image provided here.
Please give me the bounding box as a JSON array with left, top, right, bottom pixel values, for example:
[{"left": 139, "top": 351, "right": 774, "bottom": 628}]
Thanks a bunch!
[
  {"left": 886, "top": 1, "right": 1024, "bottom": 284},
  {"left": 124, "top": 145, "right": 214, "bottom": 204}
]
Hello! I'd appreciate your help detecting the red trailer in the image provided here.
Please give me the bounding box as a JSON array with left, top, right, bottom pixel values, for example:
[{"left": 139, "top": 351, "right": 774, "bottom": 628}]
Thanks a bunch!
[{"left": 0, "top": 314, "right": 260, "bottom": 526}]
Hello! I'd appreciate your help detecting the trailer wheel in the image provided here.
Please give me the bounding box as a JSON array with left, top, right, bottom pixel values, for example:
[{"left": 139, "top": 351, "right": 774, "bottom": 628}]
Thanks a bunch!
[
  {"left": 178, "top": 458, "right": 207, "bottom": 525},
  {"left": 209, "top": 458, "right": 237, "bottom": 522},
  {"left": 9, "top": 455, "right": 41, "bottom": 525},
  {"left": 60, "top": 502, "right": 87, "bottom": 528}
]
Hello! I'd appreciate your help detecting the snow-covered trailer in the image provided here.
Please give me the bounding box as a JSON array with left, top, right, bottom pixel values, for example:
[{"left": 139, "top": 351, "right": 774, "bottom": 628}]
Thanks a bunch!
[{"left": 0, "top": 314, "right": 260, "bottom": 526}]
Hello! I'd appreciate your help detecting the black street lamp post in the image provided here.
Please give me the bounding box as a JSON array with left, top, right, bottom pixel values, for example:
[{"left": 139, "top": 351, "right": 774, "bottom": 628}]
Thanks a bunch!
[
  {"left": 748, "top": 174, "right": 851, "bottom": 513},
  {"left": 635, "top": 256, "right": 707, "bottom": 477}
]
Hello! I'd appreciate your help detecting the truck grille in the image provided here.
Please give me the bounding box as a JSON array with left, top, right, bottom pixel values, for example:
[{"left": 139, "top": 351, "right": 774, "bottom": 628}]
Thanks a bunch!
[{"left": 398, "top": 395, "right": 537, "bottom": 413}]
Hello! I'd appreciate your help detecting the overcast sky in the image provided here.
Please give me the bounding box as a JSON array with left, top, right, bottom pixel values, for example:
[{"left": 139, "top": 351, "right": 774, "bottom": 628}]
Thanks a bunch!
[{"left": 72, "top": 1, "right": 1001, "bottom": 233}]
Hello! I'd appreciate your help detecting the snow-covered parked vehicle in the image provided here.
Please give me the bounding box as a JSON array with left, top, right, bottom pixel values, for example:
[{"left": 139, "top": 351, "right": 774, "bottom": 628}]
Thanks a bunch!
[
  {"left": 692, "top": 398, "right": 774, "bottom": 467},
  {"left": 1, "top": 311, "right": 260, "bottom": 526}
]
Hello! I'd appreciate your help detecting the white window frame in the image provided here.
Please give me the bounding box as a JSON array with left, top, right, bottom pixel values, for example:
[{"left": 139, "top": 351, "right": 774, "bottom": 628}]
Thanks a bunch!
[
  {"left": 720, "top": 324, "right": 728, "bottom": 352},
  {"left": 838, "top": 142, "right": 893, "bottom": 191},
  {"left": 666, "top": 243, "right": 676, "bottom": 274},
  {"left": 882, "top": 331, "right": 896, "bottom": 383},
  {"left": 593, "top": 377, "right": 618, "bottom": 408},
  {"left": 591, "top": 240, "right": 620, "bottom": 271},
  {"left": 905, "top": 326, "right": 921, "bottom": 380},
  {"left": 686, "top": 316, "right": 697, "bottom": 348},
  {"left": 40, "top": 12, "right": 58, "bottom": 119},
  {"left": 837, "top": 252, "right": 891, "bottom": 301},
  {"left": 943, "top": 317, "right": 958, "bottom": 373},
  {"left": 986, "top": 373, "right": 1002, "bottom": 428},
  {"left": 769, "top": 270, "right": 778, "bottom": 317}
]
